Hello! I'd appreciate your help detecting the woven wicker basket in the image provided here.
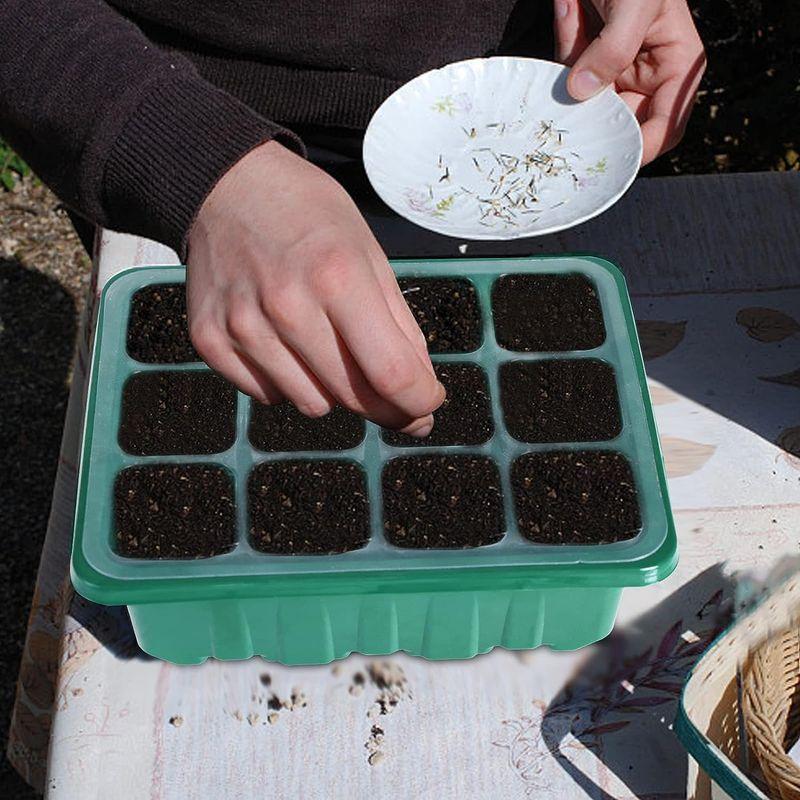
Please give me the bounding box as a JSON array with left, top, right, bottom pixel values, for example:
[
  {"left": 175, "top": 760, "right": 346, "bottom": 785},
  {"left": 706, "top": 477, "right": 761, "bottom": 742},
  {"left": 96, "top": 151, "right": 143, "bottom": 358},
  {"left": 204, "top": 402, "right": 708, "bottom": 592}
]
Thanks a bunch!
[{"left": 743, "top": 627, "right": 800, "bottom": 800}]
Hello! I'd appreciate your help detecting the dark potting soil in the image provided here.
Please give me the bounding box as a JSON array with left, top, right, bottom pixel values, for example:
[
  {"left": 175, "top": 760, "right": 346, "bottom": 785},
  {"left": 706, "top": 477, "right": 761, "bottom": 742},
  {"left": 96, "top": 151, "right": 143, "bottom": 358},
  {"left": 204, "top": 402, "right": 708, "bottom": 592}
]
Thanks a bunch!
[
  {"left": 500, "top": 359, "right": 621, "bottom": 443},
  {"left": 382, "top": 455, "right": 505, "bottom": 548},
  {"left": 114, "top": 464, "right": 236, "bottom": 558},
  {"left": 248, "top": 460, "right": 370, "bottom": 554},
  {"left": 119, "top": 371, "right": 236, "bottom": 455},
  {"left": 127, "top": 284, "right": 199, "bottom": 363},
  {"left": 511, "top": 451, "right": 641, "bottom": 544},
  {"left": 492, "top": 274, "right": 605, "bottom": 352},
  {"left": 249, "top": 401, "right": 365, "bottom": 452},
  {"left": 382, "top": 363, "right": 493, "bottom": 447},
  {"left": 398, "top": 277, "right": 482, "bottom": 353}
]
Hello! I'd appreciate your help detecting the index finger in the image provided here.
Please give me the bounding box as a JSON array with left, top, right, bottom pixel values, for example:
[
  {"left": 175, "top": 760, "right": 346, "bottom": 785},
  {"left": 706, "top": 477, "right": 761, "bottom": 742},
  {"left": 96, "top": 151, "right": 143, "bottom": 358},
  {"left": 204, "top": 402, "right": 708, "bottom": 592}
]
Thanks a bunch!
[{"left": 322, "top": 271, "right": 445, "bottom": 420}]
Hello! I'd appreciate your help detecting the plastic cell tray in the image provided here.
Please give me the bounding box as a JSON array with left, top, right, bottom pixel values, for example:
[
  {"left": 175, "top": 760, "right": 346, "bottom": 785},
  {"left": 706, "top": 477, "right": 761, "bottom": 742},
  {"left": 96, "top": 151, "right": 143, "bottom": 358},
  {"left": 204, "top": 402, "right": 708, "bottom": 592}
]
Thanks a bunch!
[{"left": 71, "top": 256, "right": 677, "bottom": 664}]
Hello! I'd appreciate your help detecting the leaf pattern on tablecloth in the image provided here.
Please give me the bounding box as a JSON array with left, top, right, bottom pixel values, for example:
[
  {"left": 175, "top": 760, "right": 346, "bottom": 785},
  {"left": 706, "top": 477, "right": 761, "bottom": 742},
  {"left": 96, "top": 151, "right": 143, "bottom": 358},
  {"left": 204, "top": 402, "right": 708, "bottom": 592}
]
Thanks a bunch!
[
  {"left": 636, "top": 320, "right": 687, "bottom": 360},
  {"left": 648, "top": 384, "right": 681, "bottom": 405},
  {"left": 660, "top": 437, "right": 716, "bottom": 478},
  {"left": 760, "top": 368, "right": 800, "bottom": 389},
  {"left": 493, "top": 591, "right": 730, "bottom": 798},
  {"left": 777, "top": 426, "right": 800, "bottom": 458},
  {"left": 736, "top": 307, "right": 800, "bottom": 342}
]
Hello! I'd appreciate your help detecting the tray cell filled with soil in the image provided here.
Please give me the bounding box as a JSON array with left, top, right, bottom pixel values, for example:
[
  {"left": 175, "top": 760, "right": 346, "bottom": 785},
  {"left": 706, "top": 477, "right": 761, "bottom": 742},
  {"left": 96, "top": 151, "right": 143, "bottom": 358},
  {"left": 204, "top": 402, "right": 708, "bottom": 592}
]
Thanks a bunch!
[
  {"left": 249, "top": 401, "right": 365, "bottom": 452},
  {"left": 382, "top": 455, "right": 505, "bottom": 548},
  {"left": 119, "top": 371, "right": 236, "bottom": 456},
  {"left": 398, "top": 277, "right": 482, "bottom": 353},
  {"left": 248, "top": 460, "right": 370, "bottom": 554},
  {"left": 492, "top": 273, "right": 605, "bottom": 352},
  {"left": 115, "top": 464, "right": 236, "bottom": 559},
  {"left": 511, "top": 451, "right": 641, "bottom": 545},
  {"left": 127, "top": 284, "right": 198, "bottom": 363},
  {"left": 381, "top": 363, "right": 493, "bottom": 447},
  {"left": 500, "top": 358, "right": 622, "bottom": 443}
]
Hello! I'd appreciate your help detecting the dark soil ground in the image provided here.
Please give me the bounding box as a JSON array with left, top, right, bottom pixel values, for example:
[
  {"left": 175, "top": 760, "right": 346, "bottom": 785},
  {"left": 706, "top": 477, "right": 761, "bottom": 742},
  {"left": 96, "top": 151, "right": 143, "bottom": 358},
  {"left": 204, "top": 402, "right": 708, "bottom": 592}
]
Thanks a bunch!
[
  {"left": 1, "top": 1, "right": 798, "bottom": 793},
  {"left": 642, "top": 1, "right": 800, "bottom": 177}
]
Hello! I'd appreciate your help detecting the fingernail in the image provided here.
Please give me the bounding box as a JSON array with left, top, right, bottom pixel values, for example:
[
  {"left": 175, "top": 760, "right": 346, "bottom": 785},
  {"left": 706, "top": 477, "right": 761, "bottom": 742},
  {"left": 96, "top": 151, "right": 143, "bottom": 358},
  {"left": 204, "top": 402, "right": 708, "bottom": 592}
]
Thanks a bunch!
[
  {"left": 406, "top": 416, "right": 434, "bottom": 439},
  {"left": 571, "top": 69, "right": 604, "bottom": 100},
  {"left": 555, "top": 0, "right": 569, "bottom": 19}
]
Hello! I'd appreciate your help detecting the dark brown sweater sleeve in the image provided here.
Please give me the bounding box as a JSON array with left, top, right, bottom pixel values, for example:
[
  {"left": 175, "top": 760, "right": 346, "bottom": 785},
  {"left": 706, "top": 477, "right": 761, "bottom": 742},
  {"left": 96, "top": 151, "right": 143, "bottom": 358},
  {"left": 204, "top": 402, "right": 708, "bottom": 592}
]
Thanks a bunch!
[{"left": 0, "top": 0, "right": 304, "bottom": 256}]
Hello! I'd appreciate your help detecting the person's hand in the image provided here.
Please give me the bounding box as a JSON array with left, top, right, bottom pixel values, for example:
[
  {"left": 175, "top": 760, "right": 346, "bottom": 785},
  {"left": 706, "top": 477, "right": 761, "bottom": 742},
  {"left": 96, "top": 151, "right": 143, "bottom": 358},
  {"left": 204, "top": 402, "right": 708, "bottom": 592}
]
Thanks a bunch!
[
  {"left": 553, "top": 0, "right": 705, "bottom": 164},
  {"left": 186, "top": 140, "right": 445, "bottom": 436}
]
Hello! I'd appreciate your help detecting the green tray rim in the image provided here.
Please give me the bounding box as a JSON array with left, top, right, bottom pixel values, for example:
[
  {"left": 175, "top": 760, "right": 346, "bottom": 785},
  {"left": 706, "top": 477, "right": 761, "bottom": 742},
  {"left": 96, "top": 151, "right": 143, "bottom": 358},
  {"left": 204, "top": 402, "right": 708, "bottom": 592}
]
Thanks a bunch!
[{"left": 71, "top": 256, "right": 677, "bottom": 605}]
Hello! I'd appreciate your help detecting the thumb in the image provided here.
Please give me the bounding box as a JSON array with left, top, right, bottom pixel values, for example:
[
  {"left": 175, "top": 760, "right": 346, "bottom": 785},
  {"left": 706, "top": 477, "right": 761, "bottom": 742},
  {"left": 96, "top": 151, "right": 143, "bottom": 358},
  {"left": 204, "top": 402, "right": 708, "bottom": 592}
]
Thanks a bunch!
[{"left": 567, "top": 5, "right": 657, "bottom": 100}]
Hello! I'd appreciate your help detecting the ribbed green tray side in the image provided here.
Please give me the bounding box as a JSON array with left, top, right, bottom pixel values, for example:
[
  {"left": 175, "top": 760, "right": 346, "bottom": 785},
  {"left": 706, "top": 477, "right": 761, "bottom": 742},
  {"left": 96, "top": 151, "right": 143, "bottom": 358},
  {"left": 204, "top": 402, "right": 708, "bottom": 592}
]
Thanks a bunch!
[{"left": 130, "top": 587, "right": 622, "bottom": 664}]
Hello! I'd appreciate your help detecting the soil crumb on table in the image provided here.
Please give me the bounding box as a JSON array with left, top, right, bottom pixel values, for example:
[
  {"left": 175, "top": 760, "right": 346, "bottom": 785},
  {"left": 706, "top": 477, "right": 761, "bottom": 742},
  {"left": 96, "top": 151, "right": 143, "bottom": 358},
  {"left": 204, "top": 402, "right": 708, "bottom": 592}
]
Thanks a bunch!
[
  {"left": 127, "top": 284, "right": 198, "bottom": 363},
  {"left": 500, "top": 359, "right": 621, "bottom": 443},
  {"left": 347, "top": 661, "right": 409, "bottom": 764},
  {"left": 382, "top": 362, "right": 493, "bottom": 447},
  {"left": 382, "top": 455, "right": 505, "bottom": 548},
  {"left": 511, "top": 451, "right": 641, "bottom": 544},
  {"left": 249, "top": 401, "right": 365, "bottom": 452},
  {"left": 119, "top": 370, "right": 236, "bottom": 455},
  {"left": 492, "top": 273, "right": 606, "bottom": 351},
  {"left": 115, "top": 464, "right": 236, "bottom": 558},
  {"left": 398, "top": 277, "right": 482, "bottom": 353},
  {"left": 168, "top": 715, "right": 183, "bottom": 728},
  {"left": 248, "top": 460, "right": 370, "bottom": 554}
]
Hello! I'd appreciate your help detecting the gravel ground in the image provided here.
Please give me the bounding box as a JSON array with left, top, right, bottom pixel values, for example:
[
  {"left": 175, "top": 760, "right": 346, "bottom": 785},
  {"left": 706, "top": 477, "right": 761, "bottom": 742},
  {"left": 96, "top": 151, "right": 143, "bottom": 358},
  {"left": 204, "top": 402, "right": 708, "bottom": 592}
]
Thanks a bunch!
[{"left": 0, "top": 1, "right": 797, "bottom": 795}]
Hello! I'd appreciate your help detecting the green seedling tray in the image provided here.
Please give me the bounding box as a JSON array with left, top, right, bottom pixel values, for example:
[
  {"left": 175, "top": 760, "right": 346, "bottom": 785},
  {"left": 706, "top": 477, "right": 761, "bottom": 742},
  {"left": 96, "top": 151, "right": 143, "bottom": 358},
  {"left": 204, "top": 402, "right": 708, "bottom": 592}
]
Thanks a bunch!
[{"left": 71, "top": 256, "right": 676, "bottom": 664}]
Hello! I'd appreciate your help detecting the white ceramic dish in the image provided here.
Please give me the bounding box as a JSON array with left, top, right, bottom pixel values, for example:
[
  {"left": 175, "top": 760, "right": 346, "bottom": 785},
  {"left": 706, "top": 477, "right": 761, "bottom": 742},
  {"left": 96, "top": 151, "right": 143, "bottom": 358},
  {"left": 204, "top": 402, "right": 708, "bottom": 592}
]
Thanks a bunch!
[{"left": 363, "top": 57, "right": 643, "bottom": 240}]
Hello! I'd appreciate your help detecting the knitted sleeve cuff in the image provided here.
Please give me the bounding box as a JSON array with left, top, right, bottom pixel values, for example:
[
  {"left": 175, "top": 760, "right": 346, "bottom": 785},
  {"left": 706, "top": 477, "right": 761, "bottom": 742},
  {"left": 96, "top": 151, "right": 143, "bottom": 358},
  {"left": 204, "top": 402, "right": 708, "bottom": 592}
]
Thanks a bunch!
[{"left": 102, "top": 74, "right": 305, "bottom": 258}]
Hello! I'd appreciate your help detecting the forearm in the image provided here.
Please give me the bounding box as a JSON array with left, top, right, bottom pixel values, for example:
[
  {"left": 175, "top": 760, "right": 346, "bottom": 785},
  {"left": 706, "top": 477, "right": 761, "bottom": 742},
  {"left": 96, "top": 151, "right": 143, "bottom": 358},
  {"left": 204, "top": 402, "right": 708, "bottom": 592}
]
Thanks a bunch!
[{"left": 0, "top": 0, "right": 303, "bottom": 254}]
